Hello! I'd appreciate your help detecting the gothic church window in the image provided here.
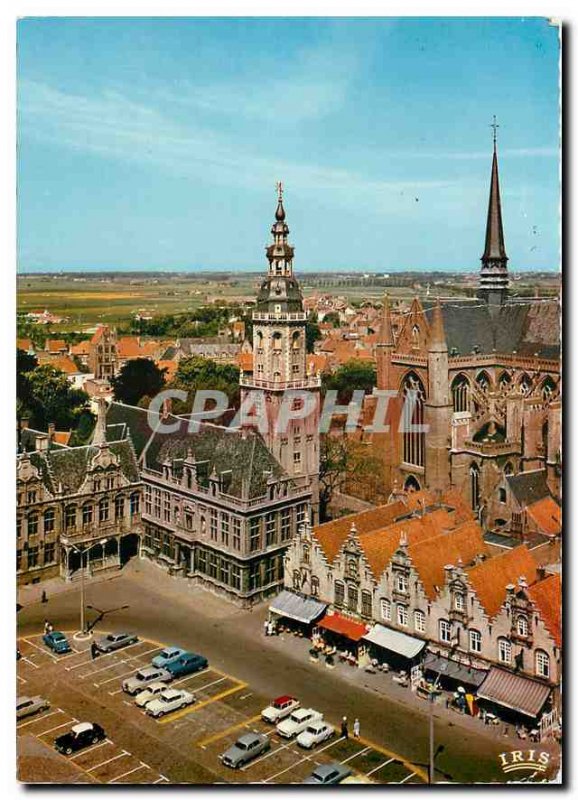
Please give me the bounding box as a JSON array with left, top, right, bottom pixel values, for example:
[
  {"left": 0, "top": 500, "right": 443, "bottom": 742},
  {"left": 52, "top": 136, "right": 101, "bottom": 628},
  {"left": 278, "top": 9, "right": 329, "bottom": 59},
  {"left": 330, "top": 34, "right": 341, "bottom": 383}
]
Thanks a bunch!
[
  {"left": 451, "top": 374, "right": 469, "bottom": 412},
  {"left": 401, "top": 373, "right": 425, "bottom": 467},
  {"left": 470, "top": 463, "right": 481, "bottom": 512}
]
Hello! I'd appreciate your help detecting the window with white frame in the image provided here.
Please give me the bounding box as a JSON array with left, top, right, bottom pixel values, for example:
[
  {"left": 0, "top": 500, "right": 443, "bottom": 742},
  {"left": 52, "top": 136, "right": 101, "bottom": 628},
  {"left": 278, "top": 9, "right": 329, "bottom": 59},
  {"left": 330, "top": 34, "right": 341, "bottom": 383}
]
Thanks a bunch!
[
  {"left": 414, "top": 610, "right": 425, "bottom": 633},
  {"left": 439, "top": 619, "right": 451, "bottom": 643},
  {"left": 454, "top": 592, "right": 466, "bottom": 612},
  {"left": 469, "top": 629, "right": 482, "bottom": 653},
  {"left": 535, "top": 650, "right": 550, "bottom": 679},
  {"left": 397, "top": 603, "right": 408, "bottom": 627},
  {"left": 516, "top": 615, "right": 529, "bottom": 637},
  {"left": 380, "top": 598, "right": 391, "bottom": 621},
  {"left": 498, "top": 638, "right": 511, "bottom": 664},
  {"left": 396, "top": 572, "right": 409, "bottom": 593}
]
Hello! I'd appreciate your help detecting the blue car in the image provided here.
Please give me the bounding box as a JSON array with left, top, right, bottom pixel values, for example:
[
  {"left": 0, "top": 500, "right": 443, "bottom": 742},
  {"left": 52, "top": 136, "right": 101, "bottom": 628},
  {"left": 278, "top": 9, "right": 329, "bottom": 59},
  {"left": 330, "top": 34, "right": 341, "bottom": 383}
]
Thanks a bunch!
[
  {"left": 43, "top": 631, "right": 72, "bottom": 654},
  {"left": 151, "top": 647, "right": 187, "bottom": 669},
  {"left": 166, "top": 652, "right": 208, "bottom": 678}
]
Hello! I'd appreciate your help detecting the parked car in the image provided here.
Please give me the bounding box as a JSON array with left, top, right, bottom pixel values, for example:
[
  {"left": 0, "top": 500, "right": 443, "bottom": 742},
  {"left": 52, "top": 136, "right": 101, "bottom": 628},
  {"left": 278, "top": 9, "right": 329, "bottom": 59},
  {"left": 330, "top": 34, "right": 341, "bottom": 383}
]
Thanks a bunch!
[
  {"left": 302, "top": 763, "right": 352, "bottom": 785},
  {"left": 261, "top": 695, "right": 300, "bottom": 724},
  {"left": 220, "top": 733, "right": 270, "bottom": 768},
  {"left": 276, "top": 708, "right": 323, "bottom": 739},
  {"left": 296, "top": 720, "right": 335, "bottom": 749},
  {"left": 94, "top": 632, "right": 138, "bottom": 653},
  {"left": 151, "top": 647, "right": 187, "bottom": 669},
  {"left": 43, "top": 631, "right": 71, "bottom": 654},
  {"left": 145, "top": 688, "right": 195, "bottom": 718},
  {"left": 17, "top": 696, "right": 50, "bottom": 720},
  {"left": 54, "top": 722, "right": 106, "bottom": 755},
  {"left": 122, "top": 666, "right": 173, "bottom": 695},
  {"left": 134, "top": 682, "right": 169, "bottom": 708},
  {"left": 165, "top": 652, "right": 208, "bottom": 678}
]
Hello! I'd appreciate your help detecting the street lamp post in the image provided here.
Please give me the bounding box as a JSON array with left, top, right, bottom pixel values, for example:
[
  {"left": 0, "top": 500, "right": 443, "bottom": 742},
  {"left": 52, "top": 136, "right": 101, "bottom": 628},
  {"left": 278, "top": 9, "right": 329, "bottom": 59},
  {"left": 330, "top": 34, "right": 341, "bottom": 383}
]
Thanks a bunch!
[
  {"left": 66, "top": 538, "right": 108, "bottom": 637},
  {"left": 428, "top": 675, "right": 442, "bottom": 785}
]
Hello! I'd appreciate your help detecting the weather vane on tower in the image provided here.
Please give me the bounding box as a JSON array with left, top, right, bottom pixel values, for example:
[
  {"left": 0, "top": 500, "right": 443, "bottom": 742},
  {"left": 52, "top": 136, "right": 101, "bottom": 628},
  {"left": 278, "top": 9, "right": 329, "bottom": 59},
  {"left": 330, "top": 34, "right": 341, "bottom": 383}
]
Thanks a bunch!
[
  {"left": 276, "top": 180, "right": 283, "bottom": 201},
  {"left": 490, "top": 115, "right": 499, "bottom": 147}
]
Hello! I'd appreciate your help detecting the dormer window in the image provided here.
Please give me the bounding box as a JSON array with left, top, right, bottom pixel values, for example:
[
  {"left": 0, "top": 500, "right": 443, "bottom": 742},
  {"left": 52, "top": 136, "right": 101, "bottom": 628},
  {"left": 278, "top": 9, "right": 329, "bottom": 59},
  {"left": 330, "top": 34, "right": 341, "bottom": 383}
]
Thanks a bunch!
[
  {"left": 396, "top": 573, "right": 409, "bottom": 593},
  {"left": 454, "top": 593, "right": 466, "bottom": 612},
  {"left": 516, "top": 615, "right": 529, "bottom": 637},
  {"left": 347, "top": 558, "right": 358, "bottom": 580}
]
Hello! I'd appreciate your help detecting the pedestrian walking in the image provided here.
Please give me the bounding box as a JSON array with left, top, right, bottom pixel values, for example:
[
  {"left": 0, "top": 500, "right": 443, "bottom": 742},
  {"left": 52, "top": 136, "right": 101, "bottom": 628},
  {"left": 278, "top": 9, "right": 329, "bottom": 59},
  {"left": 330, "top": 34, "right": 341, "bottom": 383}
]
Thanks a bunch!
[
  {"left": 340, "top": 716, "right": 349, "bottom": 739},
  {"left": 90, "top": 642, "right": 99, "bottom": 660},
  {"left": 263, "top": 620, "right": 269, "bottom": 637},
  {"left": 43, "top": 619, "right": 53, "bottom": 634},
  {"left": 353, "top": 718, "right": 360, "bottom": 739}
]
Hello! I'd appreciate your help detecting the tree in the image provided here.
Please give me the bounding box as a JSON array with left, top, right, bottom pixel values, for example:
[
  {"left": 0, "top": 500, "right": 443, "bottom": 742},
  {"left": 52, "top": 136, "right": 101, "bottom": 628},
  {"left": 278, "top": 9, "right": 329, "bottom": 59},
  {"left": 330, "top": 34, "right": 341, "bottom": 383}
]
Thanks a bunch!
[
  {"left": 111, "top": 358, "right": 167, "bottom": 406},
  {"left": 322, "top": 311, "right": 341, "bottom": 328},
  {"left": 24, "top": 365, "right": 89, "bottom": 430},
  {"left": 306, "top": 316, "right": 322, "bottom": 353},
  {"left": 169, "top": 356, "right": 240, "bottom": 413},
  {"left": 322, "top": 359, "right": 377, "bottom": 404},
  {"left": 319, "top": 434, "right": 387, "bottom": 521}
]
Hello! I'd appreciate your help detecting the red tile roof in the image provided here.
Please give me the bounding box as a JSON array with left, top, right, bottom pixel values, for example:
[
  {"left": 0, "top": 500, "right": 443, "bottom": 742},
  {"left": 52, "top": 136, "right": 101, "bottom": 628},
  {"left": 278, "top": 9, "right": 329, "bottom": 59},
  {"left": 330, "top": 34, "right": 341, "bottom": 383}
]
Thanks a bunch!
[
  {"left": 527, "top": 574, "right": 561, "bottom": 647},
  {"left": 70, "top": 340, "right": 91, "bottom": 356},
  {"left": 526, "top": 496, "right": 561, "bottom": 536},
  {"left": 317, "top": 612, "right": 369, "bottom": 642},
  {"left": 313, "top": 501, "right": 407, "bottom": 563},
  {"left": 466, "top": 546, "right": 538, "bottom": 620},
  {"left": 17, "top": 338, "right": 33, "bottom": 352},
  {"left": 45, "top": 339, "right": 67, "bottom": 352},
  {"left": 408, "top": 520, "right": 488, "bottom": 600}
]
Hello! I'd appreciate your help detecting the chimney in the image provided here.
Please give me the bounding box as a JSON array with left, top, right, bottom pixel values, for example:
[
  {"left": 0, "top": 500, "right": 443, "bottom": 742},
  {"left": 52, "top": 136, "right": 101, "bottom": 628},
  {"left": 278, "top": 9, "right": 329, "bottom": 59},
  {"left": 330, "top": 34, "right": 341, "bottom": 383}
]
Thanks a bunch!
[
  {"left": 47, "top": 422, "right": 55, "bottom": 442},
  {"left": 161, "top": 397, "right": 172, "bottom": 420},
  {"left": 20, "top": 417, "right": 30, "bottom": 431},
  {"left": 518, "top": 575, "right": 528, "bottom": 590}
]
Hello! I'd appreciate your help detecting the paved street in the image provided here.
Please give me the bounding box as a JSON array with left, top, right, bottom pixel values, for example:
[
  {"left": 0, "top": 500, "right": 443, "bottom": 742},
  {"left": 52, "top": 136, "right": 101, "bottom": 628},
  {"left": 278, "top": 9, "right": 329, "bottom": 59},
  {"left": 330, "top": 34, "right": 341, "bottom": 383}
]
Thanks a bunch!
[{"left": 16, "top": 560, "right": 525, "bottom": 784}]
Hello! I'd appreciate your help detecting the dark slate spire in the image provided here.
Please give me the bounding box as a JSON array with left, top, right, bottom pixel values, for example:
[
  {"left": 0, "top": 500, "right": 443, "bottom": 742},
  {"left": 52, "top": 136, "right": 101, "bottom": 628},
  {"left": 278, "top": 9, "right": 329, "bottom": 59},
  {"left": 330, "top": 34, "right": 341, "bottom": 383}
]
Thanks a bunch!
[{"left": 478, "top": 117, "right": 509, "bottom": 306}]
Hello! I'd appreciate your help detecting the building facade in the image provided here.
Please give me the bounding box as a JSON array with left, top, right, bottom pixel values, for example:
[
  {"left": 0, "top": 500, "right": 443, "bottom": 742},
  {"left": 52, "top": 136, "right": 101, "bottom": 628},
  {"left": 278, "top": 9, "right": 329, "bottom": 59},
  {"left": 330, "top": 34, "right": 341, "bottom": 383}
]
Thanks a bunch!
[
  {"left": 17, "top": 424, "right": 142, "bottom": 586},
  {"left": 105, "top": 401, "right": 312, "bottom": 607}
]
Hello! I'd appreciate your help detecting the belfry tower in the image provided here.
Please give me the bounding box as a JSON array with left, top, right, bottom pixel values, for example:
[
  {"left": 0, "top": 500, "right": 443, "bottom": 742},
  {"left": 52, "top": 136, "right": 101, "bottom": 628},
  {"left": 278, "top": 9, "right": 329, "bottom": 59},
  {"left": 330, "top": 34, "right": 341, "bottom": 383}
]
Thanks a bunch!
[
  {"left": 478, "top": 117, "right": 510, "bottom": 306},
  {"left": 241, "top": 184, "right": 320, "bottom": 518}
]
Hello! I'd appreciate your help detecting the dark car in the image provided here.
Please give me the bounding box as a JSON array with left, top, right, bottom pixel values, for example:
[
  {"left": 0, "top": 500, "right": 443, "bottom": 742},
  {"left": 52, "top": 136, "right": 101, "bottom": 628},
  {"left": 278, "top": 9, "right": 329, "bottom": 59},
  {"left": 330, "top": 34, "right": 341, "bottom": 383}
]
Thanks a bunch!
[
  {"left": 94, "top": 632, "right": 138, "bottom": 653},
  {"left": 302, "top": 763, "right": 352, "bottom": 785},
  {"left": 165, "top": 652, "right": 208, "bottom": 678},
  {"left": 220, "top": 733, "right": 270, "bottom": 768},
  {"left": 55, "top": 722, "right": 106, "bottom": 755},
  {"left": 43, "top": 631, "right": 72, "bottom": 654}
]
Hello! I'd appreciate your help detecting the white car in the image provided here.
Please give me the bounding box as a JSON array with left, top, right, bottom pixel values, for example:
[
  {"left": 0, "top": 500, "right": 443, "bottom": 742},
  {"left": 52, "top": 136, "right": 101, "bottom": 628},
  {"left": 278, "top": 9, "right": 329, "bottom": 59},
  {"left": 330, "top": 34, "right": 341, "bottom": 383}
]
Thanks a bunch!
[
  {"left": 297, "top": 720, "right": 336, "bottom": 749},
  {"left": 261, "top": 695, "right": 300, "bottom": 724},
  {"left": 134, "top": 682, "right": 169, "bottom": 708},
  {"left": 145, "top": 688, "right": 195, "bottom": 718},
  {"left": 122, "top": 667, "right": 173, "bottom": 695},
  {"left": 276, "top": 708, "right": 323, "bottom": 739}
]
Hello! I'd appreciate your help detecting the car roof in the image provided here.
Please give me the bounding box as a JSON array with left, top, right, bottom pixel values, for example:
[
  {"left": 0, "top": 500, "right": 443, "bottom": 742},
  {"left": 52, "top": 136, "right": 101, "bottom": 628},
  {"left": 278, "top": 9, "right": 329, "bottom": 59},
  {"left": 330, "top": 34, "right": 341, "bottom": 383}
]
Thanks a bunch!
[
  {"left": 139, "top": 666, "right": 161, "bottom": 676},
  {"left": 51, "top": 631, "right": 66, "bottom": 638},
  {"left": 237, "top": 733, "right": 262, "bottom": 745},
  {"left": 145, "top": 682, "right": 167, "bottom": 691},
  {"left": 160, "top": 689, "right": 181, "bottom": 699},
  {"left": 71, "top": 722, "right": 93, "bottom": 735},
  {"left": 292, "top": 707, "right": 312, "bottom": 717},
  {"left": 313, "top": 764, "right": 342, "bottom": 777},
  {"left": 273, "top": 695, "right": 295, "bottom": 705},
  {"left": 17, "top": 696, "right": 32, "bottom": 704}
]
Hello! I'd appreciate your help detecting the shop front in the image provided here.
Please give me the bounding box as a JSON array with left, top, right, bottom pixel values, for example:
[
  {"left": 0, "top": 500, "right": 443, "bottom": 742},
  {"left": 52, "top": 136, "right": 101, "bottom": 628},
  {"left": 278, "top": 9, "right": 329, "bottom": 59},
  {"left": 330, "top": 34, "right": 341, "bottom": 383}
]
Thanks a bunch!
[
  {"left": 362, "top": 624, "right": 426, "bottom": 673},
  {"left": 476, "top": 667, "right": 552, "bottom": 729},
  {"left": 268, "top": 590, "right": 327, "bottom": 636},
  {"left": 422, "top": 652, "right": 487, "bottom": 693},
  {"left": 315, "top": 612, "right": 370, "bottom": 667}
]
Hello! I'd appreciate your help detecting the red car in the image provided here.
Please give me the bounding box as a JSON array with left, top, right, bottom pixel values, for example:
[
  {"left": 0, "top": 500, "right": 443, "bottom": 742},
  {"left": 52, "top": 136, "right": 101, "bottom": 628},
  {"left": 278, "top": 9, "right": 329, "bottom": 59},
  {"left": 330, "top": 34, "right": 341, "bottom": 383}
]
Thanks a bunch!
[{"left": 261, "top": 695, "right": 300, "bottom": 724}]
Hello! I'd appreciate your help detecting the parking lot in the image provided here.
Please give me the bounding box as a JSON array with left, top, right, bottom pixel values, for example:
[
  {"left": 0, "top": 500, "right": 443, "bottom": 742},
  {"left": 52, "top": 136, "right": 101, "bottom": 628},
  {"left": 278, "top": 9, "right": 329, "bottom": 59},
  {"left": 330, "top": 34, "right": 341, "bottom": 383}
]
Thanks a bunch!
[{"left": 17, "top": 631, "right": 426, "bottom": 785}]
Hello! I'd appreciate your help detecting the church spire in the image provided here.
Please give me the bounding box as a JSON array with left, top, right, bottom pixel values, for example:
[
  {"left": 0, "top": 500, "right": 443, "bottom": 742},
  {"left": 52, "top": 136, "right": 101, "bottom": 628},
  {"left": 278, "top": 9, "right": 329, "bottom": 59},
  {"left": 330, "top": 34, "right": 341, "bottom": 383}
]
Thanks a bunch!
[
  {"left": 428, "top": 297, "right": 447, "bottom": 353},
  {"left": 478, "top": 117, "right": 509, "bottom": 305},
  {"left": 378, "top": 293, "right": 395, "bottom": 346}
]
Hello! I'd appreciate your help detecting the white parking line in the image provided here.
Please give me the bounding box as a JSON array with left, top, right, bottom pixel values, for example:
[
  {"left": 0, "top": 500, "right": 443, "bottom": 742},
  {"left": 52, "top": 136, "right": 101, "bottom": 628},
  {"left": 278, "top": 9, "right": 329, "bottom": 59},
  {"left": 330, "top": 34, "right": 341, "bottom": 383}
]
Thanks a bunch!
[
  {"left": 366, "top": 757, "right": 395, "bottom": 776},
  {"left": 398, "top": 771, "right": 416, "bottom": 784},
  {"left": 37, "top": 719, "right": 78, "bottom": 736},
  {"left": 263, "top": 737, "right": 341, "bottom": 783},
  {"left": 87, "top": 751, "right": 129, "bottom": 772},
  {"left": 109, "top": 763, "right": 148, "bottom": 783},
  {"left": 17, "top": 674, "right": 26, "bottom": 683},
  {"left": 340, "top": 746, "right": 371, "bottom": 764},
  {"left": 241, "top": 742, "right": 293, "bottom": 771},
  {"left": 70, "top": 739, "right": 112, "bottom": 759},
  {"left": 21, "top": 656, "right": 39, "bottom": 670},
  {"left": 22, "top": 637, "right": 57, "bottom": 660},
  {"left": 66, "top": 641, "right": 143, "bottom": 671},
  {"left": 79, "top": 659, "right": 126, "bottom": 679},
  {"left": 153, "top": 775, "right": 169, "bottom": 784},
  {"left": 96, "top": 667, "right": 142, "bottom": 686},
  {"left": 17, "top": 709, "right": 62, "bottom": 729}
]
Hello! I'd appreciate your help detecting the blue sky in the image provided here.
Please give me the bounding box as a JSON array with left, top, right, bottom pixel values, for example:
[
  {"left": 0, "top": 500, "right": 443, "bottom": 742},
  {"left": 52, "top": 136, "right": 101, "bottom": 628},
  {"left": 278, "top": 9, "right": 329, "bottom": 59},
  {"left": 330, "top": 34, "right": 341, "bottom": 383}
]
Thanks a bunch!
[{"left": 17, "top": 17, "right": 560, "bottom": 273}]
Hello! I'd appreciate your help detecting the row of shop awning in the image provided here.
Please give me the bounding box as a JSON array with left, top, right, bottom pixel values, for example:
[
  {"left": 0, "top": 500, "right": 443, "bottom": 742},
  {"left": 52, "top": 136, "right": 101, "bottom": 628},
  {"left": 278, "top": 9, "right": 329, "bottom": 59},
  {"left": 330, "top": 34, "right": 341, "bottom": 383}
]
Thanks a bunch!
[{"left": 268, "top": 593, "right": 551, "bottom": 719}]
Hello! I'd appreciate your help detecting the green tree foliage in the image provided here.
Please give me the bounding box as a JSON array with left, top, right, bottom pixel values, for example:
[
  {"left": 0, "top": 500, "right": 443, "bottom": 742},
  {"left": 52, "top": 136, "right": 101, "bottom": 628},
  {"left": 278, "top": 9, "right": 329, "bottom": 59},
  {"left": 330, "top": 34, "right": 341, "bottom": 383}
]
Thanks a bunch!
[
  {"left": 321, "top": 311, "right": 341, "bottom": 328},
  {"left": 111, "top": 358, "right": 167, "bottom": 407},
  {"left": 68, "top": 410, "right": 96, "bottom": 447},
  {"left": 21, "top": 363, "right": 89, "bottom": 430},
  {"left": 170, "top": 356, "right": 240, "bottom": 413},
  {"left": 322, "top": 359, "right": 377, "bottom": 404},
  {"left": 319, "top": 434, "right": 386, "bottom": 522},
  {"left": 306, "top": 315, "right": 322, "bottom": 353}
]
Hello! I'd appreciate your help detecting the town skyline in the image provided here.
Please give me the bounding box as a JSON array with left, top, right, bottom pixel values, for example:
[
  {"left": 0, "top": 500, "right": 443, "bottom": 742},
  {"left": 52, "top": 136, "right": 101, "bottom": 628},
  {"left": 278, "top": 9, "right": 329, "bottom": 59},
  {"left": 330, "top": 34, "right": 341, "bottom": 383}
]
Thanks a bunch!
[{"left": 18, "top": 17, "right": 559, "bottom": 273}]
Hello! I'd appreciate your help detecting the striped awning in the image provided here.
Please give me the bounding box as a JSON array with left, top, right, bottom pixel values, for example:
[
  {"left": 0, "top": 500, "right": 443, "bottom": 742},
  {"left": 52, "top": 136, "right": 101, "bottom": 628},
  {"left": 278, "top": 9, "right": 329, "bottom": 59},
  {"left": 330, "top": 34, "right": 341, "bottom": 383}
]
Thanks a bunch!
[
  {"left": 363, "top": 624, "right": 426, "bottom": 659},
  {"left": 269, "top": 590, "right": 327, "bottom": 625},
  {"left": 477, "top": 667, "right": 551, "bottom": 718},
  {"left": 423, "top": 652, "right": 487, "bottom": 688},
  {"left": 317, "top": 613, "right": 369, "bottom": 642}
]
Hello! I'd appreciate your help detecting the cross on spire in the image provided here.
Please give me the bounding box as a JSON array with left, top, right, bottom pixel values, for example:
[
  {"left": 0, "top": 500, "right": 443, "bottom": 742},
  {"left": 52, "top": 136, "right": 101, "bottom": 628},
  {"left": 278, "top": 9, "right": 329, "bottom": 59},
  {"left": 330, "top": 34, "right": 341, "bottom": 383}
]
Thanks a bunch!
[
  {"left": 490, "top": 115, "right": 499, "bottom": 149},
  {"left": 276, "top": 180, "right": 283, "bottom": 201}
]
